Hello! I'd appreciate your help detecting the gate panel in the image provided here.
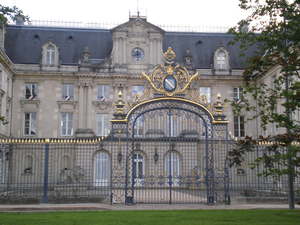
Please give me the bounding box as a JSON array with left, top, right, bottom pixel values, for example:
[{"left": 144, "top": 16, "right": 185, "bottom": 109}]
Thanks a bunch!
[{"left": 129, "top": 106, "right": 213, "bottom": 204}]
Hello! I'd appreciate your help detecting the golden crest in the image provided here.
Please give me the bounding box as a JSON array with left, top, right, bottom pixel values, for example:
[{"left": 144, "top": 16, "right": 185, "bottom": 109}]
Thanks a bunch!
[{"left": 141, "top": 47, "right": 199, "bottom": 97}]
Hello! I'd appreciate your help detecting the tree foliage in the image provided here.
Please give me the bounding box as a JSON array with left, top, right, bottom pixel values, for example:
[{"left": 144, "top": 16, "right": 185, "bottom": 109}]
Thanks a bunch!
[
  {"left": 0, "top": 5, "right": 29, "bottom": 125},
  {"left": 227, "top": 0, "right": 300, "bottom": 184},
  {"left": 0, "top": 4, "right": 29, "bottom": 27}
]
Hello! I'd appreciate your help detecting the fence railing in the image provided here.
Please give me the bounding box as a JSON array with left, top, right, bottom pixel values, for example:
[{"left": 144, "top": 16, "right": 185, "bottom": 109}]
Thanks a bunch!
[{"left": 0, "top": 138, "right": 299, "bottom": 203}]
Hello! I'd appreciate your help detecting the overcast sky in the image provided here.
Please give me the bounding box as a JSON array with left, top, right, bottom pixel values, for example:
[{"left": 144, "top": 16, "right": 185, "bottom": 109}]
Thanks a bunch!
[{"left": 1, "top": 0, "right": 248, "bottom": 27}]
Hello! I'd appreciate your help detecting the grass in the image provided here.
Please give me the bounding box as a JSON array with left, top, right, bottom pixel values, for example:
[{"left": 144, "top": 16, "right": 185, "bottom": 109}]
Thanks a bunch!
[{"left": 0, "top": 209, "right": 299, "bottom": 225}]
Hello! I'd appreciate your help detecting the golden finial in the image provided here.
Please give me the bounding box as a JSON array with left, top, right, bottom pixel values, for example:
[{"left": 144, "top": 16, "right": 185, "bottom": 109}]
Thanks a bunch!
[{"left": 164, "top": 47, "right": 176, "bottom": 63}]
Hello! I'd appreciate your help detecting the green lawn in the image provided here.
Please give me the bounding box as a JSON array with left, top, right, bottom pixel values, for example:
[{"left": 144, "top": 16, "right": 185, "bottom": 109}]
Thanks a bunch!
[{"left": 0, "top": 209, "right": 299, "bottom": 225}]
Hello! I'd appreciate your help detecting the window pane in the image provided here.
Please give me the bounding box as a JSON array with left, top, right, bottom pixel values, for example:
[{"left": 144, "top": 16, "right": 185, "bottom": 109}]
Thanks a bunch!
[
  {"left": 98, "top": 85, "right": 109, "bottom": 101},
  {"left": 97, "top": 114, "right": 109, "bottom": 136},
  {"left": 132, "top": 86, "right": 143, "bottom": 99},
  {"left": 30, "top": 113, "right": 36, "bottom": 135}
]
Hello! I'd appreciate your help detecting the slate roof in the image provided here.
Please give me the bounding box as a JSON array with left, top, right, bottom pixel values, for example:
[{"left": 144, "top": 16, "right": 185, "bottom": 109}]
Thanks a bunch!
[
  {"left": 4, "top": 24, "right": 249, "bottom": 69},
  {"left": 4, "top": 26, "right": 113, "bottom": 65}
]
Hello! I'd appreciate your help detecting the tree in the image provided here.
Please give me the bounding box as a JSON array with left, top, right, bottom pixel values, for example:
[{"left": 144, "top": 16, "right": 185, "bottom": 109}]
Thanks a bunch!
[
  {"left": 0, "top": 4, "right": 29, "bottom": 27},
  {"left": 0, "top": 5, "right": 29, "bottom": 125},
  {"left": 226, "top": 0, "right": 300, "bottom": 209}
]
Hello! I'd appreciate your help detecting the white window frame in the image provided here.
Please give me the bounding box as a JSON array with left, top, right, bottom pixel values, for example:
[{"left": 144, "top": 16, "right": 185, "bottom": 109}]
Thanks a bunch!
[
  {"left": 46, "top": 45, "right": 55, "bottom": 65},
  {"left": 166, "top": 115, "right": 177, "bottom": 137},
  {"left": 61, "top": 113, "right": 73, "bottom": 136},
  {"left": 25, "top": 83, "right": 38, "bottom": 100},
  {"left": 199, "top": 87, "right": 211, "bottom": 103},
  {"left": 24, "top": 155, "right": 33, "bottom": 174},
  {"left": 234, "top": 116, "right": 245, "bottom": 137},
  {"left": 165, "top": 152, "right": 180, "bottom": 177},
  {"left": 97, "top": 114, "right": 109, "bottom": 136},
  {"left": 62, "top": 84, "right": 74, "bottom": 101},
  {"left": 233, "top": 87, "right": 243, "bottom": 102},
  {"left": 24, "top": 112, "right": 36, "bottom": 135},
  {"left": 217, "top": 51, "right": 226, "bottom": 69},
  {"left": 97, "top": 85, "right": 109, "bottom": 101},
  {"left": 132, "top": 85, "right": 144, "bottom": 100},
  {"left": 94, "top": 152, "right": 109, "bottom": 187},
  {"left": 133, "top": 153, "right": 144, "bottom": 178},
  {"left": 133, "top": 114, "right": 144, "bottom": 137}
]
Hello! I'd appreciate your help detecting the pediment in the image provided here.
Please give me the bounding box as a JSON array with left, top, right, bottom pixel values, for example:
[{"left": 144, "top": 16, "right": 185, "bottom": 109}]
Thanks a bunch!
[{"left": 111, "top": 18, "right": 165, "bottom": 37}]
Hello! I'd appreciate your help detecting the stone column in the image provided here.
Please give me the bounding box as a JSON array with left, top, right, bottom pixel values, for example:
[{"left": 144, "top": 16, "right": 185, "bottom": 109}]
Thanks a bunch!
[
  {"left": 123, "top": 37, "right": 126, "bottom": 65},
  {"left": 114, "top": 37, "right": 119, "bottom": 65},
  {"left": 78, "top": 83, "right": 84, "bottom": 129},
  {"left": 86, "top": 84, "right": 93, "bottom": 129},
  {"left": 150, "top": 38, "right": 153, "bottom": 65}
]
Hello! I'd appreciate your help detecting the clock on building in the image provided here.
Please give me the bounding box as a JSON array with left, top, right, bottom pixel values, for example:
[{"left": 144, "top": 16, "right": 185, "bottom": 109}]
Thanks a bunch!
[{"left": 131, "top": 48, "right": 145, "bottom": 61}]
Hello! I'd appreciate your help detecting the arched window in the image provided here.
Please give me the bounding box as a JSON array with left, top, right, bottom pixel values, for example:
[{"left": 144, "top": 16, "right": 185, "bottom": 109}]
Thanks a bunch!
[
  {"left": 133, "top": 152, "right": 145, "bottom": 186},
  {"left": 217, "top": 51, "right": 226, "bottom": 69},
  {"left": 61, "top": 155, "right": 70, "bottom": 170},
  {"left": 94, "top": 152, "right": 109, "bottom": 186},
  {"left": 133, "top": 153, "right": 144, "bottom": 178},
  {"left": 46, "top": 45, "right": 55, "bottom": 65},
  {"left": 24, "top": 155, "right": 33, "bottom": 174},
  {"left": 165, "top": 152, "right": 180, "bottom": 177}
]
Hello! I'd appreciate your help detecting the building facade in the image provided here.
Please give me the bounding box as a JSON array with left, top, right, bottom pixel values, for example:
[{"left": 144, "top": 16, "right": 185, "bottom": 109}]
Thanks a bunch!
[
  {"left": 0, "top": 16, "right": 256, "bottom": 140},
  {"left": 0, "top": 16, "right": 297, "bottom": 204}
]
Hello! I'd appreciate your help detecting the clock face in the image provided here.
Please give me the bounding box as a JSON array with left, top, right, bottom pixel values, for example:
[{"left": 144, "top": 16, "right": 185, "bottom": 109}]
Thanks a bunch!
[
  {"left": 164, "top": 75, "right": 177, "bottom": 92},
  {"left": 131, "top": 48, "right": 145, "bottom": 61}
]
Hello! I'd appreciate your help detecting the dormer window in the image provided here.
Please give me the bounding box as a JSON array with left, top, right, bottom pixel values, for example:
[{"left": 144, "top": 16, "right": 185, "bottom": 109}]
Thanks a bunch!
[
  {"left": 40, "top": 37, "right": 60, "bottom": 70},
  {"left": 46, "top": 45, "right": 55, "bottom": 65},
  {"left": 217, "top": 51, "right": 226, "bottom": 69},
  {"left": 213, "top": 43, "right": 231, "bottom": 75}
]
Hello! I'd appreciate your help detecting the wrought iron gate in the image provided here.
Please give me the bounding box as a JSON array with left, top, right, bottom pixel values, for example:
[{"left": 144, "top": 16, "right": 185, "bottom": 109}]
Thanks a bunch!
[{"left": 110, "top": 47, "right": 230, "bottom": 204}]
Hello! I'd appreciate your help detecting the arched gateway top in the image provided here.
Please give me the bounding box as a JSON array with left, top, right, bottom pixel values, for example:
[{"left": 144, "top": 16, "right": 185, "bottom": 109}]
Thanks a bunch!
[{"left": 111, "top": 47, "right": 228, "bottom": 125}]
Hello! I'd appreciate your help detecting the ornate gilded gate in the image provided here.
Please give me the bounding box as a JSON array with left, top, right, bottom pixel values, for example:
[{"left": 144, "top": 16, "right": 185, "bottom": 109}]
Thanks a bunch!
[{"left": 111, "top": 48, "right": 229, "bottom": 204}]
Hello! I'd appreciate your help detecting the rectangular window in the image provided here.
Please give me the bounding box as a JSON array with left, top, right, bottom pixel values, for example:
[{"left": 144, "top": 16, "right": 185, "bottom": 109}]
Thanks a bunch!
[
  {"left": 132, "top": 86, "right": 143, "bottom": 101},
  {"left": 25, "top": 83, "right": 38, "bottom": 100},
  {"left": 97, "top": 114, "right": 109, "bottom": 136},
  {"left": 166, "top": 115, "right": 177, "bottom": 137},
  {"left": 199, "top": 87, "right": 211, "bottom": 103},
  {"left": 24, "top": 112, "right": 36, "bottom": 135},
  {"left": 61, "top": 113, "right": 73, "bottom": 136},
  {"left": 6, "top": 78, "right": 9, "bottom": 95},
  {"left": 97, "top": 85, "right": 109, "bottom": 101},
  {"left": 62, "top": 84, "right": 74, "bottom": 101},
  {"left": 233, "top": 87, "right": 243, "bottom": 102},
  {"left": 46, "top": 46, "right": 55, "bottom": 65},
  {"left": 217, "top": 51, "right": 226, "bottom": 69},
  {"left": 133, "top": 114, "right": 143, "bottom": 137},
  {"left": 234, "top": 116, "right": 245, "bottom": 137}
]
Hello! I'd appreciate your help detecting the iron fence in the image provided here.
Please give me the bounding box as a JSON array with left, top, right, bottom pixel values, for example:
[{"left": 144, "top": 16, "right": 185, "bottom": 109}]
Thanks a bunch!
[{"left": 0, "top": 138, "right": 299, "bottom": 204}]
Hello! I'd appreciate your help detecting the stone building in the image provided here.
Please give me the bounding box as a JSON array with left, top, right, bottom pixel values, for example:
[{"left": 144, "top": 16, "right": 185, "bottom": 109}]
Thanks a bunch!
[
  {"left": 0, "top": 15, "right": 295, "bottom": 204},
  {"left": 0, "top": 15, "right": 255, "bottom": 140}
]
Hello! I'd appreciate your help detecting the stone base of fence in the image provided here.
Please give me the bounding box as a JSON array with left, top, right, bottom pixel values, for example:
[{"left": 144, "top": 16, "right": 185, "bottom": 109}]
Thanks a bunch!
[{"left": 231, "top": 196, "right": 300, "bottom": 205}]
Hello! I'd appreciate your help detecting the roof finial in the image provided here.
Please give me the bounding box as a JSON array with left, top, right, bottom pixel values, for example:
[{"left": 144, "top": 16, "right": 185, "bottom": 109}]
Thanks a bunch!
[{"left": 137, "top": 0, "right": 140, "bottom": 18}]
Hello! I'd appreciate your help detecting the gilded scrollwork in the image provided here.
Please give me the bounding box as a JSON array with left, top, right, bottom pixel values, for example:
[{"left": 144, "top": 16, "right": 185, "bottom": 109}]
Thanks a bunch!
[{"left": 141, "top": 47, "right": 199, "bottom": 97}]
